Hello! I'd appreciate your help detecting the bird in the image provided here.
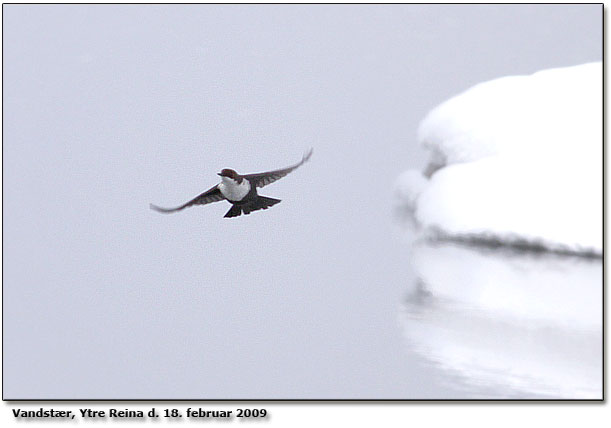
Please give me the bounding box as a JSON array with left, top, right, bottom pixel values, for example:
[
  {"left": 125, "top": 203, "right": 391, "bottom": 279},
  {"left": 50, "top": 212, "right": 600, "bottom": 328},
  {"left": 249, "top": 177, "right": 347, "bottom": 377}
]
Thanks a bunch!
[{"left": 150, "top": 149, "right": 313, "bottom": 218}]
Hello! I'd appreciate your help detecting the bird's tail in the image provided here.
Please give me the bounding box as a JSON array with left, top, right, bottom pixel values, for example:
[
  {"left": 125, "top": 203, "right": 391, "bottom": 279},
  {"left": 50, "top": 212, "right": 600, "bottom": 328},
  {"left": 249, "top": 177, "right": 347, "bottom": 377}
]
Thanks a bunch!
[
  {"left": 224, "top": 196, "right": 281, "bottom": 218},
  {"left": 224, "top": 205, "right": 243, "bottom": 218},
  {"left": 244, "top": 196, "right": 281, "bottom": 214}
]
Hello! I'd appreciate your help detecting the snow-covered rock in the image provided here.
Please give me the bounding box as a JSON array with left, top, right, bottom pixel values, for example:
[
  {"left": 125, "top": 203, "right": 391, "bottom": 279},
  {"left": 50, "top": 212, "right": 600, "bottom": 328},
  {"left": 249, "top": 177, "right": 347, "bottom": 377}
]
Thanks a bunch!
[{"left": 396, "top": 63, "right": 602, "bottom": 255}]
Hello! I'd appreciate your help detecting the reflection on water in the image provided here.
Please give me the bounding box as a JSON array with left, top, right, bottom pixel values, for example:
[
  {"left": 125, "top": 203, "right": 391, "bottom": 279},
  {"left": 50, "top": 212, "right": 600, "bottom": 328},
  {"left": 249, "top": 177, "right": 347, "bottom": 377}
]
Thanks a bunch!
[{"left": 401, "top": 240, "right": 602, "bottom": 399}]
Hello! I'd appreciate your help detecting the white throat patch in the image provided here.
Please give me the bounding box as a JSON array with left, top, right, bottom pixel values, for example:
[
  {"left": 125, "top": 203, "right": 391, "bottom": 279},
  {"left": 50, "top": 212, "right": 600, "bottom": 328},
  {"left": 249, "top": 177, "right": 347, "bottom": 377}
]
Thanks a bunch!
[{"left": 219, "top": 176, "right": 251, "bottom": 201}]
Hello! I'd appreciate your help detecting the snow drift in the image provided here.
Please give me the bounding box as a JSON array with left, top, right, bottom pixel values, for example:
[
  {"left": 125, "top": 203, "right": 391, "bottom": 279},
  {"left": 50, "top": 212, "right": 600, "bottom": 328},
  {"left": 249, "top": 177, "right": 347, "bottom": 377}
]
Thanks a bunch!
[{"left": 396, "top": 63, "right": 602, "bottom": 255}]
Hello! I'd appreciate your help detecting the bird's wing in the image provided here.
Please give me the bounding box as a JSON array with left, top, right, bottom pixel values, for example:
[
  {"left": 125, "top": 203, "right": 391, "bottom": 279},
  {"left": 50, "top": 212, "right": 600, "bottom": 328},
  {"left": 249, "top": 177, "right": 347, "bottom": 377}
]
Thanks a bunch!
[
  {"left": 244, "top": 148, "right": 313, "bottom": 189},
  {"left": 150, "top": 185, "right": 225, "bottom": 214}
]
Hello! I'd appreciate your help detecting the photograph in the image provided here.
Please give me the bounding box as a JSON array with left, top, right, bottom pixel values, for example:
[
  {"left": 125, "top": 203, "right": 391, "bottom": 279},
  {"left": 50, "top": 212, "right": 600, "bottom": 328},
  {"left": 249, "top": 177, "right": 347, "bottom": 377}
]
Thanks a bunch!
[{"left": 2, "top": 3, "right": 603, "bottom": 402}]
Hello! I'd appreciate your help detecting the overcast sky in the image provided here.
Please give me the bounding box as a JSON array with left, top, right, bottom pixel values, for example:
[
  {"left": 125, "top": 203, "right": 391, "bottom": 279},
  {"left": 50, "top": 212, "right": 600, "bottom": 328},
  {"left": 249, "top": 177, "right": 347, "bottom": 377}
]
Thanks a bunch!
[{"left": 3, "top": 4, "right": 601, "bottom": 399}]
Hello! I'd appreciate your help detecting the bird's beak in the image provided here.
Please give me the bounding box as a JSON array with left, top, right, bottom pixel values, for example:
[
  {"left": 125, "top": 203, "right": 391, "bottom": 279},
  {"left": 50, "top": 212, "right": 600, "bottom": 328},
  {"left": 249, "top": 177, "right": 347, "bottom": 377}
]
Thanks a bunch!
[{"left": 217, "top": 172, "right": 222, "bottom": 176}]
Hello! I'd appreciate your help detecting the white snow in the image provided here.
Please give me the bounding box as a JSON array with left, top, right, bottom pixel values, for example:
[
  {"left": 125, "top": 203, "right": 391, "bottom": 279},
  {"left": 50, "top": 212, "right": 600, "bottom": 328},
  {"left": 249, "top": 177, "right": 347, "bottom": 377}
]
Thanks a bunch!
[{"left": 396, "top": 62, "right": 602, "bottom": 255}]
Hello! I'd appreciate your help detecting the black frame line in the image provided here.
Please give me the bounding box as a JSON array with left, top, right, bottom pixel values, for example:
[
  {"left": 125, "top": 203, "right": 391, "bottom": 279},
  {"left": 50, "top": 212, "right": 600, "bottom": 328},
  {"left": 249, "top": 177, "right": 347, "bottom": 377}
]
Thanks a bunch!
[{"left": 1, "top": 1, "right": 605, "bottom": 403}]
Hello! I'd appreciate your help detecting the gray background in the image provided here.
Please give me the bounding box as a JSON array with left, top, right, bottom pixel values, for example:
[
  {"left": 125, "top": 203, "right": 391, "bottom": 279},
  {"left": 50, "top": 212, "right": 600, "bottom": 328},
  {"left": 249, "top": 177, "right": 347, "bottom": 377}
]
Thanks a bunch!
[{"left": 3, "top": 4, "right": 601, "bottom": 398}]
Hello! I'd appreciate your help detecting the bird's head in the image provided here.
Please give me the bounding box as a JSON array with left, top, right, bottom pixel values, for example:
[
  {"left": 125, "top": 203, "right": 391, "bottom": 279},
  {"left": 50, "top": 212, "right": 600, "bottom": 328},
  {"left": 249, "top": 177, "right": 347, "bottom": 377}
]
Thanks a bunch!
[{"left": 218, "top": 168, "right": 240, "bottom": 182}]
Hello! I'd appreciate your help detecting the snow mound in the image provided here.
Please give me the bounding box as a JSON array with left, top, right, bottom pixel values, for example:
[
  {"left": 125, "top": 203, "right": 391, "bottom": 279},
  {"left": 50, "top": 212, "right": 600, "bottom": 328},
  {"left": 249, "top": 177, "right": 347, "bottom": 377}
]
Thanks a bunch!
[{"left": 396, "top": 63, "right": 602, "bottom": 255}]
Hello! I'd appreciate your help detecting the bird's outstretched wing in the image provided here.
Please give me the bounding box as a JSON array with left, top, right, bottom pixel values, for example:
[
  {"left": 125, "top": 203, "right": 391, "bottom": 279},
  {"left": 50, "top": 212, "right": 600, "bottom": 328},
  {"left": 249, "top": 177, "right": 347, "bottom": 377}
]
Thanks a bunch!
[
  {"left": 244, "top": 148, "right": 313, "bottom": 188},
  {"left": 150, "top": 185, "right": 225, "bottom": 214}
]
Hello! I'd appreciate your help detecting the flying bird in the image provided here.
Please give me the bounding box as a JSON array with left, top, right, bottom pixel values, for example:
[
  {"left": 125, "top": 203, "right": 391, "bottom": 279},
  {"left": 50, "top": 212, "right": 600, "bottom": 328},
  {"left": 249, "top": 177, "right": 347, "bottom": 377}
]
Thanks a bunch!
[{"left": 151, "top": 149, "right": 313, "bottom": 218}]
